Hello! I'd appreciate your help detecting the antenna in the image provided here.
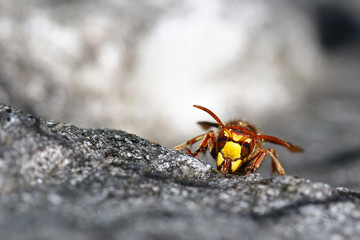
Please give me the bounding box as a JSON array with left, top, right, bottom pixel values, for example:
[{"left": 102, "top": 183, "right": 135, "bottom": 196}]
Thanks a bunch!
[{"left": 193, "top": 105, "right": 225, "bottom": 129}]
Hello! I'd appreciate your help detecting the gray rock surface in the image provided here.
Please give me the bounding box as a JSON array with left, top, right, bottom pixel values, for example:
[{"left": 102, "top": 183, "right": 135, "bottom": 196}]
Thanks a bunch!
[{"left": 1, "top": 104, "right": 359, "bottom": 240}]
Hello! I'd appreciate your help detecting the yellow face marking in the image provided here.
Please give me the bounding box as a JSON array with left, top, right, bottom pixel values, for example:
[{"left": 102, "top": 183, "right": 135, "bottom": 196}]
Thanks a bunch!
[
  {"left": 221, "top": 141, "right": 241, "bottom": 160},
  {"left": 231, "top": 159, "right": 242, "bottom": 173},
  {"left": 231, "top": 132, "right": 244, "bottom": 142},
  {"left": 217, "top": 140, "right": 245, "bottom": 173},
  {"left": 216, "top": 152, "right": 224, "bottom": 168}
]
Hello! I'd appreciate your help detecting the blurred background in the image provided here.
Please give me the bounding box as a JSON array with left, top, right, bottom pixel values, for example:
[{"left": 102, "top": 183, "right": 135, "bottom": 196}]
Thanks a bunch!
[{"left": 0, "top": 0, "right": 359, "bottom": 190}]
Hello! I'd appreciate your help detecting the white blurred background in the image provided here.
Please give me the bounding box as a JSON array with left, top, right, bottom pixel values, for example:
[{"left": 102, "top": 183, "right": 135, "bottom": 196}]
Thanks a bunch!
[
  {"left": 0, "top": 0, "right": 324, "bottom": 143},
  {"left": 1, "top": 0, "right": 360, "bottom": 189}
]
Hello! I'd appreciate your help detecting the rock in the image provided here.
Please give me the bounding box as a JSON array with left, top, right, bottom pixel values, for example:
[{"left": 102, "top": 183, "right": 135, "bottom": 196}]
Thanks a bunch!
[{"left": 0, "top": 104, "right": 359, "bottom": 240}]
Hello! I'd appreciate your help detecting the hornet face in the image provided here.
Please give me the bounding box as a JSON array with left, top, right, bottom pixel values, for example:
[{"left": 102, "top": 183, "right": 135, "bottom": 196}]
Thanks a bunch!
[{"left": 216, "top": 128, "right": 255, "bottom": 173}]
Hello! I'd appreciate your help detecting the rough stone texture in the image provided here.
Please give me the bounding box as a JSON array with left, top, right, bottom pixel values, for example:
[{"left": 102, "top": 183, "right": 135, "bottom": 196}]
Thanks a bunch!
[{"left": 1, "top": 104, "right": 359, "bottom": 240}]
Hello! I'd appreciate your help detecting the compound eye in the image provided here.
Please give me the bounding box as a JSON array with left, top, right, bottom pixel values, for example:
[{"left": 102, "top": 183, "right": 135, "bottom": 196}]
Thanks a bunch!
[
  {"left": 241, "top": 141, "right": 251, "bottom": 158},
  {"left": 217, "top": 132, "right": 228, "bottom": 150}
]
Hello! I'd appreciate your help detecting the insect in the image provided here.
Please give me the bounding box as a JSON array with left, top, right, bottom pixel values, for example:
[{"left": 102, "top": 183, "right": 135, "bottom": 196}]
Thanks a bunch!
[{"left": 174, "top": 105, "right": 303, "bottom": 175}]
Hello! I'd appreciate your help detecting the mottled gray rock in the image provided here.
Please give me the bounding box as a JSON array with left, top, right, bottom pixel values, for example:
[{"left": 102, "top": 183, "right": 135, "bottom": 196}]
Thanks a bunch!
[{"left": 0, "top": 104, "right": 359, "bottom": 240}]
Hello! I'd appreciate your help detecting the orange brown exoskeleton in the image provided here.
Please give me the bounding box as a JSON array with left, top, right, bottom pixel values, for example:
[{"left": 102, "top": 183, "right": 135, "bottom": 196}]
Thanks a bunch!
[{"left": 174, "top": 105, "right": 303, "bottom": 175}]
